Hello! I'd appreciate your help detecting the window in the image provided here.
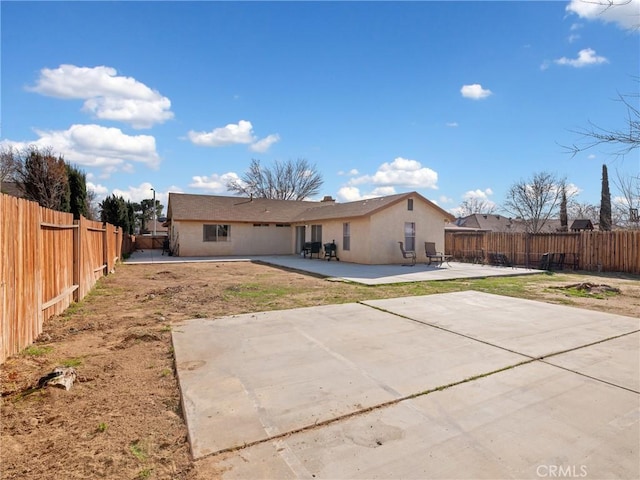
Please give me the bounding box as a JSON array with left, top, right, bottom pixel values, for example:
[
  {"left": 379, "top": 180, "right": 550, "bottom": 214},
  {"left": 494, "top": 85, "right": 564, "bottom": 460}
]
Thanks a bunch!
[
  {"left": 343, "top": 222, "right": 351, "bottom": 251},
  {"left": 311, "top": 224, "right": 322, "bottom": 242},
  {"left": 275, "top": 224, "right": 291, "bottom": 227},
  {"left": 203, "top": 224, "right": 230, "bottom": 242},
  {"left": 253, "top": 223, "right": 269, "bottom": 227},
  {"left": 407, "top": 198, "right": 413, "bottom": 211},
  {"left": 404, "top": 222, "right": 415, "bottom": 251}
]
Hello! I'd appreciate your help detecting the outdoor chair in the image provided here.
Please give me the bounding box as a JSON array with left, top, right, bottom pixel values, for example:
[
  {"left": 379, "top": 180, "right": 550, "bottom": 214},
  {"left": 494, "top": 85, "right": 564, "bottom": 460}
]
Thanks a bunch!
[
  {"left": 424, "top": 242, "right": 451, "bottom": 267},
  {"left": 398, "top": 241, "right": 416, "bottom": 266},
  {"left": 303, "top": 241, "right": 322, "bottom": 259}
]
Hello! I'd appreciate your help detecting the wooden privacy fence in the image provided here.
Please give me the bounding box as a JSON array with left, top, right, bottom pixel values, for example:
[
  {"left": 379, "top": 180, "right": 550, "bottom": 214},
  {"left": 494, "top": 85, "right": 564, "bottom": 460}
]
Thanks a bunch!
[
  {"left": 1, "top": 193, "right": 134, "bottom": 363},
  {"left": 445, "top": 230, "right": 640, "bottom": 274}
]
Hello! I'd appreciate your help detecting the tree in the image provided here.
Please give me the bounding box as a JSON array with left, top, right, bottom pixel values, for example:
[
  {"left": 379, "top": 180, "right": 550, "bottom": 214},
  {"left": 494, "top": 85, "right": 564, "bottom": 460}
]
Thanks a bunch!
[
  {"left": 15, "top": 146, "right": 69, "bottom": 210},
  {"left": 138, "top": 198, "right": 163, "bottom": 233},
  {"left": 502, "top": 171, "right": 566, "bottom": 234},
  {"left": 458, "top": 197, "right": 497, "bottom": 216},
  {"left": 100, "top": 195, "right": 133, "bottom": 234},
  {"left": 227, "top": 158, "right": 324, "bottom": 201},
  {"left": 0, "top": 145, "right": 18, "bottom": 187},
  {"left": 612, "top": 169, "right": 640, "bottom": 229},
  {"left": 86, "top": 189, "right": 100, "bottom": 221},
  {"left": 66, "top": 163, "right": 88, "bottom": 219},
  {"left": 559, "top": 185, "right": 568, "bottom": 232},
  {"left": 569, "top": 201, "right": 599, "bottom": 224},
  {"left": 565, "top": 83, "right": 639, "bottom": 158},
  {"left": 600, "top": 164, "right": 612, "bottom": 231}
]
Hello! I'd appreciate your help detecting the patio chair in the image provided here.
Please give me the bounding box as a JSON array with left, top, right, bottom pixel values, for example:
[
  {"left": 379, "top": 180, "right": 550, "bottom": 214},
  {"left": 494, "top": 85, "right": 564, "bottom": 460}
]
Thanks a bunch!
[
  {"left": 425, "top": 242, "right": 451, "bottom": 267},
  {"left": 398, "top": 241, "right": 416, "bottom": 266}
]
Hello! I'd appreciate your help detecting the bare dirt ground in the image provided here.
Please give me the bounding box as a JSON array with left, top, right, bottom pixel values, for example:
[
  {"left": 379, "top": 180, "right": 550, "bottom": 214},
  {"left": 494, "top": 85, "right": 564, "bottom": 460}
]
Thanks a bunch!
[{"left": 1, "top": 261, "right": 638, "bottom": 479}]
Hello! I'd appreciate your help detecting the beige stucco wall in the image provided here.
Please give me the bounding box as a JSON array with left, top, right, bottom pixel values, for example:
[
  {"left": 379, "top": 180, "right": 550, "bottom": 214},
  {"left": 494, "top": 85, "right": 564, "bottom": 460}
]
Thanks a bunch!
[
  {"left": 173, "top": 221, "right": 293, "bottom": 256},
  {"left": 295, "top": 197, "right": 448, "bottom": 264},
  {"left": 367, "top": 198, "right": 448, "bottom": 264}
]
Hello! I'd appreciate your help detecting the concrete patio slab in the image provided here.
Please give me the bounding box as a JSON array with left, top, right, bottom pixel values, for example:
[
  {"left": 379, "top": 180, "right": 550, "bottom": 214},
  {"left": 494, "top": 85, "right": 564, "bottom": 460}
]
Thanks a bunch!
[
  {"left": 257, "top": 255, "right": 541, "bottom": 285},
  {"left": 363, "top": 291, "right": 640, "bottom": 358},
  {"left": 544, "top": 331, "right": 640, "bottom": 392},
  {"left": 125, "top": 250, "right": 542, "bottom": 285},
  {"left": 172, "top": 302, "right": 527, "bottom": 458},
  {"left": 212, "top": 362, "right": 640, "bottom": 479},
  {"left": 173, "top": 292, "right": 639, "bottom": 477}
]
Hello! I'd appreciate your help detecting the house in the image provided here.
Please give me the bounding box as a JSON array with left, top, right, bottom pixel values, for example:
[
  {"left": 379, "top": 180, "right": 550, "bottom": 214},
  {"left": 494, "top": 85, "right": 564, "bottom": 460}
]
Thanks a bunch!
[{"left": 166, "top": 191, "right": 455, "bottom": 264}]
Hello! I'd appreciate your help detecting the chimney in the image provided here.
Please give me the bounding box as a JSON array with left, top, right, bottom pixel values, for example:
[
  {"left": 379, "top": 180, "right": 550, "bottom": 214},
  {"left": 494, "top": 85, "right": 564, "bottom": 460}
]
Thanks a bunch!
[{"left": 321, "top": 195, "right": 335, "bottom": 203}]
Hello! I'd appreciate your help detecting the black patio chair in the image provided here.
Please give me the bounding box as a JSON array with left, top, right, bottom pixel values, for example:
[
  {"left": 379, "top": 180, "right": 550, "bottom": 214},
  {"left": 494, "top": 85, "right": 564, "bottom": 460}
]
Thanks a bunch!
[{"left": 398, "top": 241, "right": 416, "bottom": 266}]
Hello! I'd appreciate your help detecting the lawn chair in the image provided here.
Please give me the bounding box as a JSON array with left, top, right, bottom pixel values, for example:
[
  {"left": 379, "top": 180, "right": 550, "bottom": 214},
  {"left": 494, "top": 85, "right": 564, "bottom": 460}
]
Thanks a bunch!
[
  {"left": 398, "top": 241, "right": 416, "bottom": 266},
  {"left": 425, "top": 242, "right": 451, "bottom": 267}
]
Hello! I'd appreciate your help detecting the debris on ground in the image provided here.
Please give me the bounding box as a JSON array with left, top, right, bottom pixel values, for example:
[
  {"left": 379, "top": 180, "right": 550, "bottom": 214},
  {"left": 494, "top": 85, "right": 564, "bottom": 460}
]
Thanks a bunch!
[
  {"left": 552, "top": 282, "right": 621, "bottom": 295},
  {"left": 37, "top": 366, "right": 77, "bottom": 390}
]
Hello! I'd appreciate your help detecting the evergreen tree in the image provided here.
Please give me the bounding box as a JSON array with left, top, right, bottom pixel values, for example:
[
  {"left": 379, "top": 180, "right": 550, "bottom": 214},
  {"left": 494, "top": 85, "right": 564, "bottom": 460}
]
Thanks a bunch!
[
  {"left": 600, "top": 164, "right": 612, "bottom": 231},
  {"left": 559, "top": 185, "right": 568, "bottom": 232},
  {"left": 66, "top": 163, "right": 88, "bottom": 219},
  {"left": 100, "top": 195, "right": 131, "bottom": 232}
]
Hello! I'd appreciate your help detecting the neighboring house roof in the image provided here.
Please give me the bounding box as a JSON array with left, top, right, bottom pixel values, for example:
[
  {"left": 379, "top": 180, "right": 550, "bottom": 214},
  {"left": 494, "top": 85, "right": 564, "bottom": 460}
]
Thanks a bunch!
[
  {"left": 570, "top": 219, "right": 594, "bottom": 231},
  {"left": 455, "top": 213, "right": 564, "bottom": 233},
  {"left": 167, "top": 191, "right": 455, "bottom": 224},
  {"left": 0, "top": 181, "right": 23, "bottom": 198}
]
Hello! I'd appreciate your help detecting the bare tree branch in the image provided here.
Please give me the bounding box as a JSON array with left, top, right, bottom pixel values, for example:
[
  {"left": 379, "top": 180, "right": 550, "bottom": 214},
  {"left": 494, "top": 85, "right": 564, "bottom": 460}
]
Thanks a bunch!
[
  {"left": 502, "top": 172, "right": 566, "bottom": 233},
  {"left": 227, "top": 158, "right": 324, "bottom": 200}
]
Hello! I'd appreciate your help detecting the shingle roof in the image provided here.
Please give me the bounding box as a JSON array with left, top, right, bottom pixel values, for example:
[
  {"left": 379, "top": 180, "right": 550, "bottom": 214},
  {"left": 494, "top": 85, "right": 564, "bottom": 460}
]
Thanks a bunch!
[
  {"left": 570, "top": 219, "right": 594, "bottom": 231},
  {"left": 167, "top": 191, "right": 455, "bottom": 224},
  {"left": 167, "top": 193, "right": 317, "bottom": 223}
]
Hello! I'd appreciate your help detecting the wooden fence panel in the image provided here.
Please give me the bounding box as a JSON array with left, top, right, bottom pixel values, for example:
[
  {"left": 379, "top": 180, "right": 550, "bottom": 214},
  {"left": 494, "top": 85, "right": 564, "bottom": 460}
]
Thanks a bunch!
[
  {"left": 40, "top": 207, "right": 75, "bottom": 323},
  {"left": 446, "top": 230, "right": 640, "bottom": 274},
  {"left": 77, "top": 217, "right": 106, "bottom": 300},
  {"left": 1, "top": 193, "right": 133, "bottom": 363}
]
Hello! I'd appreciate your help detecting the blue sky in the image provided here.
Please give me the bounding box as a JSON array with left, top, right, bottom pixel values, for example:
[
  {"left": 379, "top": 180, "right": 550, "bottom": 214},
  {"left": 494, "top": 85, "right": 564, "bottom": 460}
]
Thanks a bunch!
[{"left": 1, "top": 0, "right": 638, "bottom": 215}]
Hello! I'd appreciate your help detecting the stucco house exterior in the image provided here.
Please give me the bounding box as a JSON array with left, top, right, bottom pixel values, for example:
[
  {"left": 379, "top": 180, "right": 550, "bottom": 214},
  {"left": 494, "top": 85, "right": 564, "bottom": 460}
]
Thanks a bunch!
[{"left": 165, "top": 191, "right": 455, "bottom": 264}]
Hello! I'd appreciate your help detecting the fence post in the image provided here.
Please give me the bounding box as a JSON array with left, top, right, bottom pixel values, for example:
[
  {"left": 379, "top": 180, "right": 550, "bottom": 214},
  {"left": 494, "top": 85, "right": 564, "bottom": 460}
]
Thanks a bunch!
[
  {"left": 73, "top": 218, "right": 80, "bottom": 301},
  {"left": 102, "top": 223, "right": 108, "bottom": 277}
]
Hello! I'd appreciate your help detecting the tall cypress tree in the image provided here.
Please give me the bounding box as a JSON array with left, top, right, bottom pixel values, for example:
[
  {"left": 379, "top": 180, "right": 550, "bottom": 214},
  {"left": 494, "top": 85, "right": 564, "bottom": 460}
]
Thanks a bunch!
[
  {"left": 560, "top": 185, "right": 568, "bottom": 232},
  {"left": 600, "top": 164, "right": 612, "bottom": 231},
  {"left": 66, "top": 163, "right": 88, "bottom": 219}
]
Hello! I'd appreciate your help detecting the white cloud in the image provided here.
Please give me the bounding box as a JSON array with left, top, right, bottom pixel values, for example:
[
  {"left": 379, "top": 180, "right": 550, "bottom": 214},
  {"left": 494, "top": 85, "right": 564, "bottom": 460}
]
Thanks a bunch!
[
  {"left": 27, "top": 64, "right": 173, "bottom": 129},
  {"left": 349, "top": 157, "right": 438, "bottom": 190},
  {"left": 460, "top": 84, "right": 492, "bottom": 100},
  {"left": 188, "top": 120, "right": 279, "bottom": 153},
  {"left": 250, "top": 134, "right": 280, "bottom": 153},
  {"left": 446, "top": 122, "right": 459, "bottom": 128},
  {"left": 568, "top": 33, "right": 581, "bottom": 43},
  {"left": 439, "top": 195, "right": 454, "bottom": 204},
  {"left": 566, "top": 0, "right": 639, "bottom": 31},
  {"left": 86, "top": 181, "right": 109, "bottom": 198},
  {"left": 189, "top": 172, "right": 241, "bottom": 193},
  {"left": 337, "top": 168, "right": 360, "bottom": 176},
  {"left": 463, "top": 188, "right": 494, "bottom": 200},
  {"left": 554, "top": 48, "right": 608, "bottom": 67},
  {"left": 1, "top": 124, "right": 160, "bottom": 176},
  {"left": 336, "top": 186, "right": 388, "bottom": 202}
]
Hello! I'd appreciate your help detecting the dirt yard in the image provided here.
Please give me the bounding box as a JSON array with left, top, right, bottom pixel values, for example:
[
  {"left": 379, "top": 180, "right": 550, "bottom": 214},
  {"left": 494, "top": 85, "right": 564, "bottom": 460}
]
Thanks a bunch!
[{"left": 1, "top": 261, "right": 638, "bottom": 479}]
